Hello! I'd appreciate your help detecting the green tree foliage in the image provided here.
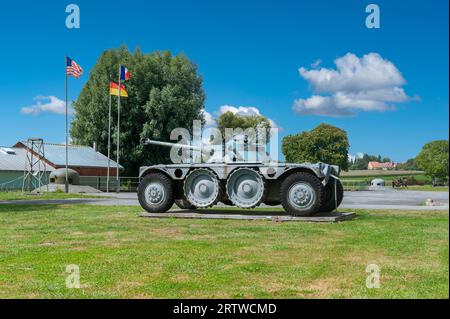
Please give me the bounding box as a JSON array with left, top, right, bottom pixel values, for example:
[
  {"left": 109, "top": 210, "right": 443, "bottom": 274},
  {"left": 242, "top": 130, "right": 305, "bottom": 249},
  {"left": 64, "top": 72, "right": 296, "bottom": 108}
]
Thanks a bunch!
[
  {"left": 217, "top": 111, "right": 271, "bottom": 142},
  {"left": 397, "top": 158, "right": 420, "bottom": 171},
  {"left": 416, "top": 140, "right": 449, "bottom": 178},
  {"left": 282, "top": 123, "right": 349, "bottom": 170},
  {"left": 71, "top": 46, "right": 205, "bottom": 175}
]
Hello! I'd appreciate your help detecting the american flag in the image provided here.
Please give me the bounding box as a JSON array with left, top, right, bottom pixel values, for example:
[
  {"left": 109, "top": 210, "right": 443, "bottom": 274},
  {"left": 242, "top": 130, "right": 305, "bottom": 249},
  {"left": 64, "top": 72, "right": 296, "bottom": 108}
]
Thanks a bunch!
[{"left": 66, "top": 57, "right": 83, "bottom": 78}]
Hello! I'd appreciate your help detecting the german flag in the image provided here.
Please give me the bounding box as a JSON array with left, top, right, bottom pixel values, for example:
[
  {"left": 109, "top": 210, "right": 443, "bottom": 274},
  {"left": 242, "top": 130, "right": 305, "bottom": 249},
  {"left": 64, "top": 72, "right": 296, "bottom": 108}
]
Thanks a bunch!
[{"left": 109, "top": 82, "right": 128, "bottom": 97}]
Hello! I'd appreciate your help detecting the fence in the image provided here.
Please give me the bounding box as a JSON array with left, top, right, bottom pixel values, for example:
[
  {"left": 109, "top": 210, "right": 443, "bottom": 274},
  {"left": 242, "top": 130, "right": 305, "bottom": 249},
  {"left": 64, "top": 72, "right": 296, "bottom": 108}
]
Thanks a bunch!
[
  {"left": 0, "top": 175, "right": 141, "bottom": 193},
  {"left": 0, "top": 176, "right": 25, "bottom": 192},
  {"left": 78, "top": 176, "right": 141, "bottom": 192}
]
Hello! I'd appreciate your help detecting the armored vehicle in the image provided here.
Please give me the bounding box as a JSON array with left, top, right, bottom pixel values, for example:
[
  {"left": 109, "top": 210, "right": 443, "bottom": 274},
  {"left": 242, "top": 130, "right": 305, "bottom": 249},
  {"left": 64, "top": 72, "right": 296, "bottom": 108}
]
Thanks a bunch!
[{"left": 137, "top": 138, "right": 343, "bottom": 216}]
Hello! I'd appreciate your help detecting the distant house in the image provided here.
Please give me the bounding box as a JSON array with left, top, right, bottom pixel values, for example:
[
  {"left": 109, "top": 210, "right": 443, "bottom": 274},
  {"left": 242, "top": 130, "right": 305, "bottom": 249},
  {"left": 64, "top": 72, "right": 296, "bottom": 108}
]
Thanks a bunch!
[
  {"left": 368, "top": 161, "right": 397, "bottom": 170},
  {"left": 0, "top": 142, "right": 122, "bottom": 190}
]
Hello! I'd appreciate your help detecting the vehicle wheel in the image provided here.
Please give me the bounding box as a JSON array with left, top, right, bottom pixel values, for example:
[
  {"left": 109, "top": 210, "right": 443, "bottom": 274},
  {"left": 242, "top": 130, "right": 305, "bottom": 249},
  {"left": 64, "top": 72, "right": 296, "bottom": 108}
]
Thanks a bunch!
[
  {"left": 175, "top": 198, "right": 197, "bottom": 210},
  {"left": 226, "top": 168, "right": 265, "bottom": 208},
  {"left": 319, "top": 178, "right": 344, "bottom": 213},
  {"left": 280, "top": 172, "right": 324, "bottom": 216},
  {"left": 138, "top": 173, "right": 174, "bottom": 213},
  {"left": 184, "top": 169, "right": 220, "bottom": 208}
]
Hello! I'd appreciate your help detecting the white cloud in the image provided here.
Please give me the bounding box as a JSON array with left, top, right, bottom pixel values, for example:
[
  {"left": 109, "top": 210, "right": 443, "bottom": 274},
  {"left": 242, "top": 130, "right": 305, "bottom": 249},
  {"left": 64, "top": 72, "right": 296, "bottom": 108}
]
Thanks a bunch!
[
  {"left": 21, "top": 96, "right": 72, "bottom": 116},
  {"left": 348, "top": 152, "right": 365, "bottom": 163},
  {"left": 348, "top": 154, "right": 356, "bottom": 163},
  {"left": 202, "top": 109, "right": 216, "bottom": 127},
  {"left": 218, "top": 105, "right": 279, "bottom": 128},
  {"left": 311, "top": 59, "right": 322, "bottom": 68},
  {"left": 293, "top": 53, "right": 414, "bottom": 116},
  {"left": 219, "top": 105, "right": 261, "bottom": 117}
]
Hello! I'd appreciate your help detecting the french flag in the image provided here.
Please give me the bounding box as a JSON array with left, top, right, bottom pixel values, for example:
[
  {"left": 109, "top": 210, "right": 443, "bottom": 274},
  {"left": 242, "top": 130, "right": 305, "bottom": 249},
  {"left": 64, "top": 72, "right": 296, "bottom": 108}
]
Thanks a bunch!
[{"left": 120, "top": 65, "right": 131, "bottom": 81}]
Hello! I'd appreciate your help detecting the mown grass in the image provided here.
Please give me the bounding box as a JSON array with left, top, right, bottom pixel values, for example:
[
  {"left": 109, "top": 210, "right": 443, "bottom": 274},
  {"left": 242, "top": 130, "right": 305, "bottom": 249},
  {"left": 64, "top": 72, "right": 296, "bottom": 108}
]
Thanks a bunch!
[
  {"left": 342, "top": 170, "right": 426, "bottom": 178},
  {"left": 341, "top": 175, "right": 431, "bottom": 184},
  {"left": 0, "top": 191, "right": 105, "bottom": 201},
  {"left": 0, "top": 204, "right": 448, "bottom": 299},
  {"left": 398, "top": 185, "right": 449, "bottom": 192},
  {"left": 340, "top": 172, "right": 441, "bottom": 191}
]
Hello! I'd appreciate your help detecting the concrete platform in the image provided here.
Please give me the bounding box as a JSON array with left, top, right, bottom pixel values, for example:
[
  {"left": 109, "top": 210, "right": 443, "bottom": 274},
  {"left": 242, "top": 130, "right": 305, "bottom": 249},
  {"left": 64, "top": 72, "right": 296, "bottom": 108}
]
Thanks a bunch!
[{"left": 138, "top": 210, "right": 356, "bottom": 222}]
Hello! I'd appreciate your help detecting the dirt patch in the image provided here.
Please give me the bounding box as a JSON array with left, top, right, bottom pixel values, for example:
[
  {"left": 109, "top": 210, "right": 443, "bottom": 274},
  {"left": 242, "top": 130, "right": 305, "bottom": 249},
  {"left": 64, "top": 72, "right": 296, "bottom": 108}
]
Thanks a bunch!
[{"left": 304, "top": 277, "right": 344, "bottom": 298}]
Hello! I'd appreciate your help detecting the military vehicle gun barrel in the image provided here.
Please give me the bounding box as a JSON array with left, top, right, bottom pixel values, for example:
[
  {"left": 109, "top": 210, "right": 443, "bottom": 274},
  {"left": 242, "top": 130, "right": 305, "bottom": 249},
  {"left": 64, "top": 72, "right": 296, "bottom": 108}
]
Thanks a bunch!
[
  {"left": 141, "top": 138, "right": 203, "bottom": 151},
  {"left": 141, "top": 138, "right": 244, "bottom": 162}
]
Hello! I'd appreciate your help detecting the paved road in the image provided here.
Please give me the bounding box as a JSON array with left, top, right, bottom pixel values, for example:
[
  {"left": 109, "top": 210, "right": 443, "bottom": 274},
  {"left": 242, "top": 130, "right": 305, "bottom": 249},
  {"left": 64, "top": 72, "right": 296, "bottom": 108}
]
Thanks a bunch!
[
  {"left": 340, "top": 189, "right": 449, "bottom": 210},
  {"left": 1, "top": 188, "right": 448, "bottom": 210}
]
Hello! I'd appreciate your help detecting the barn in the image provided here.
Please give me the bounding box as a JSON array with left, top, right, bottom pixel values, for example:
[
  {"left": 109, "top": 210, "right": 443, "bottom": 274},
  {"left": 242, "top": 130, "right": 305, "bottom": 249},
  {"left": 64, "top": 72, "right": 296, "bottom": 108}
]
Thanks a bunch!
[{"left": 0, "top": 142, "right": 122, "bottom": 191}]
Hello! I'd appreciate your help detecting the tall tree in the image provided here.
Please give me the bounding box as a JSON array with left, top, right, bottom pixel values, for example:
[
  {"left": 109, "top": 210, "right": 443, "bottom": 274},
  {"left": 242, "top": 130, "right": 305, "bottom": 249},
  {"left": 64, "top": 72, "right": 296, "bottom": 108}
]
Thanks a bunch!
[
  {"left": 397, "top": 158, "right": 419, "bottom": 171},
  {"left": 71, "top": 47, "right": 205, "bottom": 175},
  {"left": 217, "top": 111, "right": 271, "bottom": 142},
  {"left": 416, "top": 140, "right": 449, "bottom": 179},
  {"left": 282, "top": 123, "right": 349, "bottom": 170}
]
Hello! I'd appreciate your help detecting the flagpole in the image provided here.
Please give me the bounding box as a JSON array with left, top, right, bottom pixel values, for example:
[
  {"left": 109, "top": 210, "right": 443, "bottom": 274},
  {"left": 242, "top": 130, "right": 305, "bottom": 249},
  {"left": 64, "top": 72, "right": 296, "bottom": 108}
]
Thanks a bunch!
[
  {"left": 116, "top": 65, "right": 121, "bottom": 193},
  {"left": 106, "top": 74, "right": 112, "bottom": 193},
  {"left": 65, "top": 55, "right": 69, "bottom": 193}
]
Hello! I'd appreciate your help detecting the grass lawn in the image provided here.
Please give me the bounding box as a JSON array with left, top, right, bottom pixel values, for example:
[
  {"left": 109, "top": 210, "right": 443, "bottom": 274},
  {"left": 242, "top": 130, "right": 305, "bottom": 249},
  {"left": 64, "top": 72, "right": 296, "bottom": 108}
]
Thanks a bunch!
[
  {"left": 340, "top": 172, "right": 439, "bottom": 191},
  {"left": 0, "top": 191, "right": 105, "bottom": 201},
  {"left": 0, "top": 204, "right": 448, "bottom": 299},
  {"left": 341, "top": 174, "right": 430, "bottom": 183},
  {"left": 341, "top": 170, "right": 426, "bottom": 178},
  {"left": 399, "top": 185, "right": 449, "bottom": 192}
]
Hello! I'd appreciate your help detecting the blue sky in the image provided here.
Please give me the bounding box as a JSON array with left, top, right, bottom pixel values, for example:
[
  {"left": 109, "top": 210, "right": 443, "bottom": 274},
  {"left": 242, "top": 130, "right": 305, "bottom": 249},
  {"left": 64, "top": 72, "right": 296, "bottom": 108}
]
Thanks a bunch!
[{"left": 0, "top": 0, "right": 448, "bottom": 162}]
